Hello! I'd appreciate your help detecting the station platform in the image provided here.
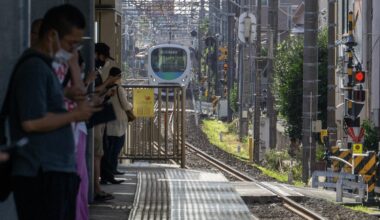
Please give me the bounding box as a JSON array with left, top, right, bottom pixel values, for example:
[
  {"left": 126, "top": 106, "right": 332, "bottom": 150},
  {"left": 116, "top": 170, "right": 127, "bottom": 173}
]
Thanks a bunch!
[
  {"left": 90, "top": 162, "right": 255, "bottom": 220},
  {"left": 90, "top": 163, "right": 358, "bottom": 220}
]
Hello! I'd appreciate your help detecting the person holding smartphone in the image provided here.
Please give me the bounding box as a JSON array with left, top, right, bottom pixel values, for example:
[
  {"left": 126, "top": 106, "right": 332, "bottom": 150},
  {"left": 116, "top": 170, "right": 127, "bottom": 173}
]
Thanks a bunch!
[
  {"left": 9, "top": 4, "right": 99, "bottom": 220},
  {"left": 104, "top": 67, "right": 132, "bottom": 176}
]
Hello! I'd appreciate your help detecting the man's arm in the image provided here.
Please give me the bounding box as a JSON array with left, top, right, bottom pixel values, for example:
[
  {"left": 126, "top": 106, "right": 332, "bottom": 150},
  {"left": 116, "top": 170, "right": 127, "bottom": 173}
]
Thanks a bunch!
[{"left": 22, "top": 101, "right": 99, "bottom": 133}]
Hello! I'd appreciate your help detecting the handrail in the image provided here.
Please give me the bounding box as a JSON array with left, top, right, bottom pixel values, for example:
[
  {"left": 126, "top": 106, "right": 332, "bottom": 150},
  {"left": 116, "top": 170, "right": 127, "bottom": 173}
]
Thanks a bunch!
[{"left": 329, "top": 156, "right": 352, "bottom": 167}]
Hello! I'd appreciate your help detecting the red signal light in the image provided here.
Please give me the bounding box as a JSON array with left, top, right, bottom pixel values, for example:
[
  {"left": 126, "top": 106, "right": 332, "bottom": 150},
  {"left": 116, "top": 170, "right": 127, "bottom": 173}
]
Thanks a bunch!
[{"left": 355, "top": 71, "right": 365, "bottom": 83}]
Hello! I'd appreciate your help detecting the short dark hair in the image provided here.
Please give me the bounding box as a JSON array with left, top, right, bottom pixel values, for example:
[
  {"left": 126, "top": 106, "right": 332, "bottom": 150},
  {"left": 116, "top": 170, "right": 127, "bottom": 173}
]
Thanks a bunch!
[
  {"left": 31, "top": 18, "right": 43, "bottom": 35},
  {"left": 39, "top": 4, "right": 85, "bottom": 39},
  {"left": 109, "top": 67, "right": 122, "bottom": 77}
]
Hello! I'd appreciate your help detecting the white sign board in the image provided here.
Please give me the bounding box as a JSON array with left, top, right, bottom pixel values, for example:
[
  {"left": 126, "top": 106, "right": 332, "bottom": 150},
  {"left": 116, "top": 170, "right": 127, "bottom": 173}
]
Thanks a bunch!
[{"left": 238, "top": 12, "right": 256, "bottom": 44}]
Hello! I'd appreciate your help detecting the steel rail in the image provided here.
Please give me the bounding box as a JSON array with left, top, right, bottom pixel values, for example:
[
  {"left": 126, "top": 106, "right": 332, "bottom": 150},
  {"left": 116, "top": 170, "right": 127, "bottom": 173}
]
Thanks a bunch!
[{"left": 184, "top": 141, "right": 326, "bottom": 220}]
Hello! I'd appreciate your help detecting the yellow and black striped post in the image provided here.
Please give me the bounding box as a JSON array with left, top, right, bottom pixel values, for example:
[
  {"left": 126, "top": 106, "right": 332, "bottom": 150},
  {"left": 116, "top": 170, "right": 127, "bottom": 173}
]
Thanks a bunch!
[
  {"left": 331, "top": 147, "right": 352, "bottom": 173},
  {"left": 353, "top": 152, "right": 377, "bottom": 193}
]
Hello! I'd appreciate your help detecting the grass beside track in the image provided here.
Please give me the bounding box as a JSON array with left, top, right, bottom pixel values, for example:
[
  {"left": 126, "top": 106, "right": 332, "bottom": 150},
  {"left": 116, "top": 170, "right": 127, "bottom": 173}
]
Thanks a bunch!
[
  {"left": 201, "top": 119, "right": 304, "bottom": 186},
  {"left": 344, "top": 205, "right": 378, "bottom": 214},
  {"left": 253, "top": 164, "right": 304, "bottom": 186},
  {"left": 201, "top": 119, "right": 250, "bottom": 160}
]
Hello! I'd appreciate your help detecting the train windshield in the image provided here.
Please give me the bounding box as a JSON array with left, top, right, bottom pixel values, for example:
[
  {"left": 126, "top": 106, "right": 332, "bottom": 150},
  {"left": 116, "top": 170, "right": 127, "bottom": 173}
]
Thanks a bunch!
[{"left": 151, "top": 47, "right": 187, "bottom": 80}]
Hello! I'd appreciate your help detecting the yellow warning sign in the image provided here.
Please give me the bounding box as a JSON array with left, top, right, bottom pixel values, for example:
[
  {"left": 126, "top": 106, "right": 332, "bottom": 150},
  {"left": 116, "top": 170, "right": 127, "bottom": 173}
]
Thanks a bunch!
[
  {"left": 133, "top": 88, "right": 154, "bottom": 117},
  {"left": 218, "top": 47, "right": 228, "bottom": 61},
  {"left": 320, "top": 129, "right": 328, "bottom": 143},
  {"left": 352, "top": 143, "right": 363, "bottom": 154}
]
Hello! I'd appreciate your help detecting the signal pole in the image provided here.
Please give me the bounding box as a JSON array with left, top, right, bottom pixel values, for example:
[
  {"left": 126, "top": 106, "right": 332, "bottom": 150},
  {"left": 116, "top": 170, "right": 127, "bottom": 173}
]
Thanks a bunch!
[
  {"left": 343, "top": 12, "right": 365, "bottom": 151},
  {"left": 302, "top": 0, "right": 318, "bottom": 183}
]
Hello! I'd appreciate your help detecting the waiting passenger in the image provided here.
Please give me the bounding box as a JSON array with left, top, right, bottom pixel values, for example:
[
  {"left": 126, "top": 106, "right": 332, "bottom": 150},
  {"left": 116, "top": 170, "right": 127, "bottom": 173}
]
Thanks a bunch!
[
  {"left": 93, "top": 42, "right": 121, "bottom": 202},
  {"left": 105, "top": 67, "right": 133, "bottom": 176},
  {"left": 9, "top": 4, "right": 98, "bottom": 220}
]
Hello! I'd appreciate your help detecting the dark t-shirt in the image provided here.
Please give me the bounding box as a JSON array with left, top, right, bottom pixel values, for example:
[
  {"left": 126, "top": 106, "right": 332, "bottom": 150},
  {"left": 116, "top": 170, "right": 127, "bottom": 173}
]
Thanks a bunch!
[{"left": 9, "top": 49, "right": 76, "bottom": 176}]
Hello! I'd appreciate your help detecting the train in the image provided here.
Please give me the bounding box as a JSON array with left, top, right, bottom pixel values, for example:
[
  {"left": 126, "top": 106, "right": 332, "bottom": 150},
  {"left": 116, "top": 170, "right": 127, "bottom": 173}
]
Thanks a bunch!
[{"left": 147, "top": 43, "right": 194, "bottom": 87}]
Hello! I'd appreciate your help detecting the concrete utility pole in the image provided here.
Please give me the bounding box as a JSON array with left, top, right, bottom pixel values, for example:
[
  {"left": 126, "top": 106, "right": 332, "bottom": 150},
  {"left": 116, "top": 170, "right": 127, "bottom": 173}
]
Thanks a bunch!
[
  {"left": 267, "top": 0, "right": 278, "bottom": 149},
  {"left": 327, "top": 0, "right": 337, "bottom": 149},
  {"left": 198, "top": 0, "right": 205, "bottom": 84},
  {"left": 239, "top": 0, "right": 251, "bottom": 140},
  {"left": 302, "top": 0, "right": 318, "bottom": 183},
  {"left": 227, "top": 0, "right": 236, "bottom": 122},
  {"left": 253, "top": 0, "right": 262, "bottom": 163},
  {"left": 372, "top": 0, "right": 380, "bottom": 136}
]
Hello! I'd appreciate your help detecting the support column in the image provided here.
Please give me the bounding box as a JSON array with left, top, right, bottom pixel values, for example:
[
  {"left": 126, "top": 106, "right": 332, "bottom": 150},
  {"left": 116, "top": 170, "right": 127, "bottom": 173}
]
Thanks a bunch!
[
  {"left": 0, "top": 0, "right": 30, "bottom": 108},
  {"left": 371, "top": 1, "right": 380, "bottom": 136},
  {"left": 302, "top": 0, "right": 318, "bottom": 183},
  {"left": 327, "top": 0, "right": 337, "bottom": 148},
  {"left": 253, "top": 0, "right": 262, "bottom": 163}
]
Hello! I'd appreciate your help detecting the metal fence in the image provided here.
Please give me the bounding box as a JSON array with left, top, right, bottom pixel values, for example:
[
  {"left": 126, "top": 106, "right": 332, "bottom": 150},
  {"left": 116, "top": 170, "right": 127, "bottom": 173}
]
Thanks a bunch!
[{"left": 120, "top": 84, "right": 186, "bottom": 168}]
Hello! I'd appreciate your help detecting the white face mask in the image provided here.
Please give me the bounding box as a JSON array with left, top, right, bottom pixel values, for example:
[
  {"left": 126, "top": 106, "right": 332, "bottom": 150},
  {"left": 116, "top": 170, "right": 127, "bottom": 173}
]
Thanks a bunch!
[
  {"left": 53, "top": 31, "right": 72, "bottom": 63},
  {"left": 51, "top": 31, "right": 70, "bottom": 82},
  {"left": 55, "top": 48, "right": 72, "bottom": 63}
]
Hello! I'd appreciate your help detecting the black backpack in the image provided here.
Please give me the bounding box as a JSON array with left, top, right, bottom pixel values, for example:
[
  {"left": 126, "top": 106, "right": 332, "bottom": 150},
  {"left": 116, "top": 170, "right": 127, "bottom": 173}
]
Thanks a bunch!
[{"left": 0, "top": 52, "right": 51, "bottom": 201}]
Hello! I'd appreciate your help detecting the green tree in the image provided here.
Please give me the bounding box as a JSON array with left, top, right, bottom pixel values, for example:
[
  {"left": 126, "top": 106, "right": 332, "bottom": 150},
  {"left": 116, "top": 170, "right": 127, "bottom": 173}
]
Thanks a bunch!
[
  {"left": 273, "top": 28, "right": 328, "bottom": 142},
  {"left": 362, "top": 120, "right": 379, "bottom": 151}
]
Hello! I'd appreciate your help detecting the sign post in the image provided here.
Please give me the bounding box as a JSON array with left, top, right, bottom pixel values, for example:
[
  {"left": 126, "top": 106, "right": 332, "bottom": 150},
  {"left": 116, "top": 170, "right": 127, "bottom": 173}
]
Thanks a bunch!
[{"left": 238, "top": 12, "right": 256, "bottom": 44}]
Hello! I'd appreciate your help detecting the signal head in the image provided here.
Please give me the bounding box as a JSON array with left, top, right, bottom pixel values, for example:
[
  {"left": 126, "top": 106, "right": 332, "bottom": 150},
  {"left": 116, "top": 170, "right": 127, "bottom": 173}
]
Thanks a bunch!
[{"left": 355, "top": 71, "right": 365, "bottom": 83}]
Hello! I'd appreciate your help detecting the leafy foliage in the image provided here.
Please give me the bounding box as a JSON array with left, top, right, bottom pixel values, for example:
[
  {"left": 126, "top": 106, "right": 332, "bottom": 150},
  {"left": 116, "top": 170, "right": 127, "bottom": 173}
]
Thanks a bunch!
[
  {"left": 273, "top": 29, "right": 328, "bottom": 140},
  {"left": 362, "top": 120, "right": 379, "bottom": 151},
  {"left": 229, "top": 83, "right": 238, "bottom": 113},
  {"left": 265, "top": 149, "right": 291, "bottom": 170}
]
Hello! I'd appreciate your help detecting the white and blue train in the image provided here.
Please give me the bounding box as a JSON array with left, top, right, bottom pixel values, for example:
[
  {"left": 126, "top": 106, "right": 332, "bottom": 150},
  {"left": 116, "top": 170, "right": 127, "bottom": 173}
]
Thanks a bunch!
[{"left": 147, "top": 43, "right": 193, "bottom": 87}]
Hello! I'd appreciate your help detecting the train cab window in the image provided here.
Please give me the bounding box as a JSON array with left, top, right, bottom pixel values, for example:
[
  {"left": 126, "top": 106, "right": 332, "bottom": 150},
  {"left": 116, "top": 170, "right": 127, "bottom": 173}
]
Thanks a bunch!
[{"left": 151, "top": 47, "right": 187, "bottom": 73}]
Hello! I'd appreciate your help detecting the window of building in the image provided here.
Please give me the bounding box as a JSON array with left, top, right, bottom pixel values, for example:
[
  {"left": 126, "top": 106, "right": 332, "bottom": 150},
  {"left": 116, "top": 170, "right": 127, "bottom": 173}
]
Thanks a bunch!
[{"left": 254, "top": 0, "right": 268, "bottom": 6}]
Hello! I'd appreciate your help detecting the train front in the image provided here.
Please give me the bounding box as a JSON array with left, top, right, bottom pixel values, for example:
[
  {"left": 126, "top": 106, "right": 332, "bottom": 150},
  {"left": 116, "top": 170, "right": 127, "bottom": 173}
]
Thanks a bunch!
[{"left": 147, "top": 44, "right": 191, "bottom": 87}]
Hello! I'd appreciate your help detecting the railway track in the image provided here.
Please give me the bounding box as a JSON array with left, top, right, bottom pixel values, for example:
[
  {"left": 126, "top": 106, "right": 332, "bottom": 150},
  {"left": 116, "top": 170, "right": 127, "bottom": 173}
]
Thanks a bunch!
[{"left": 184, "top": 141, "right": 326, "bottom": 220}]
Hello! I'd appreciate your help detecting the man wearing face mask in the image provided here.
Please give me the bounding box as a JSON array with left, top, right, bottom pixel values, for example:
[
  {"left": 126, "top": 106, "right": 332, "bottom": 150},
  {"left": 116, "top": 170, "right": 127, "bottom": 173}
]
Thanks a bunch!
[
  {"left": 8, "top": 4, "right": 99, "bottom": 220},
  {"left": 92, "top": 42, "right": 124, "bottom": 202}
]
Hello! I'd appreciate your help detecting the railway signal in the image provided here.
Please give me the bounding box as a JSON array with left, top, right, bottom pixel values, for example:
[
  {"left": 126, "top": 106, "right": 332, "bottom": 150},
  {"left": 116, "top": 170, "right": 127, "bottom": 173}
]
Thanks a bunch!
[{"left": 354, "top": 70, "right": 365, "bottom": 84}]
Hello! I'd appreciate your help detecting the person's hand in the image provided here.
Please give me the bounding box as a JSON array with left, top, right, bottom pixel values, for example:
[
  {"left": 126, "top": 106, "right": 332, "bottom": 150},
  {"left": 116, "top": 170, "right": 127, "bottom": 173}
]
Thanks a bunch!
[
  {"left": 68, "top": 50, "right": 79, "bottom": 67},
  {"left": 87, "top": 92, "right": 104, "bottom": 107},
  {"left": 0, "top": 152, "right": 9, "bottom": 162},
  {"left": 84, "top": 70, "right": 97, "bottom": 86},
  {"left": 105, "top": 75, "right": 120, "bottom": 86},
  {"left": 73, "top": 100, "right": 102, "bottom": 121},
  {"left": 64, "top": 86, "right": 86, "bottom": 102},
  {"left": 107, "top": 88, "right": 116, "bottom": 97}
]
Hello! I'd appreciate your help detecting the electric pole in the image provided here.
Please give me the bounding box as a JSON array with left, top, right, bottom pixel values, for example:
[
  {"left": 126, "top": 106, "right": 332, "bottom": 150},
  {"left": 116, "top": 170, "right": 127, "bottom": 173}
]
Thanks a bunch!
[
  {"left": 267, "top": 0, "right": 278, "bottom": 149},
  {"left": 302, "top": 0, "right": 318, "bottom": 183},
  {"left": 239, "top": 0, "right": 251, "bottom": 140},
  {"left": 253, "top": 0, "right": 262, "bottom": 163},
  {"left": 327, "top": 0, "right": 337, "bottom": 149},
  {"left": 227, "top": 0, "right": 236, "bottom": 122}
]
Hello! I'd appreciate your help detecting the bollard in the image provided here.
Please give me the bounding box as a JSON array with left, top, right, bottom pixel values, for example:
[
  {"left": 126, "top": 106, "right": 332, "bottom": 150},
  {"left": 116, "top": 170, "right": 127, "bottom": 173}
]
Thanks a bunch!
[
  {"left": 288, "top": 159, "right": 294, "bottom": 184},
  {"left": 248, "top": 137, "right": 253, "bottom": 162},
  {"left": 288, "top": 171, "right": 294, "bottom": 184}
]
